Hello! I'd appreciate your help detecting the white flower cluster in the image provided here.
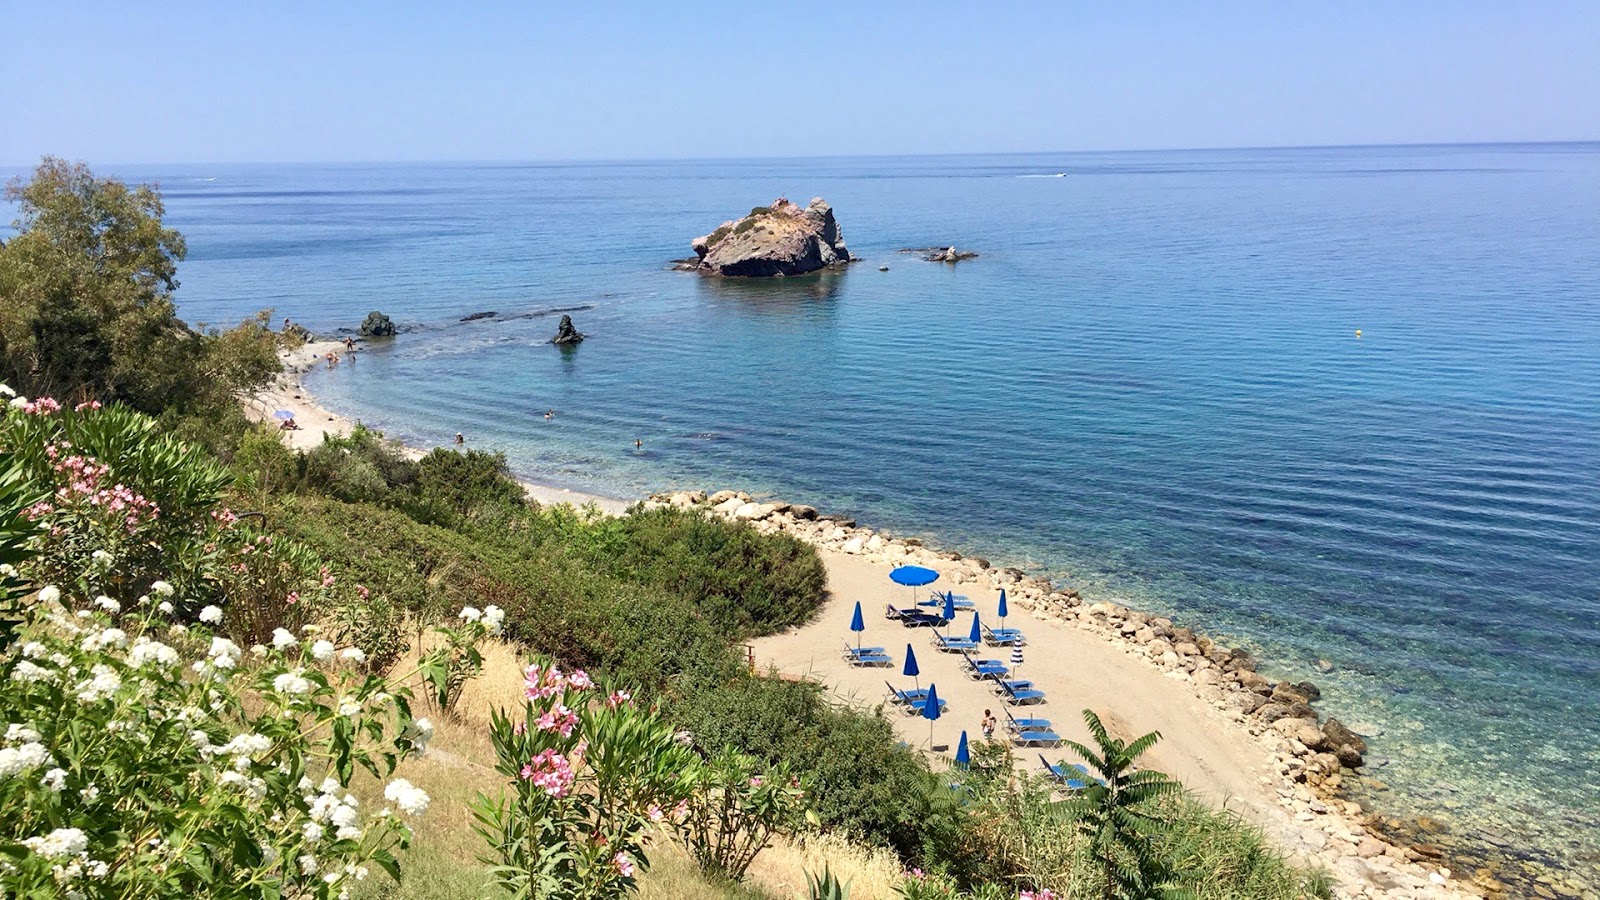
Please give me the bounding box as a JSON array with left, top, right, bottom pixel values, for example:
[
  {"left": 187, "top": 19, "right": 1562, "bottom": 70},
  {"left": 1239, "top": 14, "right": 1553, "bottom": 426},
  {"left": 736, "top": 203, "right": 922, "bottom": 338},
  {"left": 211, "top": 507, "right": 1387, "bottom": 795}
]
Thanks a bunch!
[
  {"left": 310, "top": 640, "right": 335, "bottom": 662},
  {"left": 79, "top": 627, "right": 126, "bottom": 653},
  {"left": 306, "top": 777, "right": 365, "bottom": 841},
  {"left": 399, "top": 717, "right": 434, "bottom": 755},
  {"left": 127, "top": 637, "right": 180, "bottom": 669},
  {"left": 197, "top": 605, "right": 223, "bottom": 624},
  {"left": 271, "top": 628, "right": 298, "bottom": 650},
  {"left": 207, "top": 637, "right": 242, "bottom": 670},
  {"left": 273, "top": 669, "right": 312, "bottom": 696},
  {"left": 383, "top": 777, "right": 430, "bottom": 816},
  {"left": 21, "top": 826, "right": 87, "bottom": 859},
  {"left": 0, "top": 727, "right": 53, "bottom": 778},
  {"left": 73, "top": 665, "right": 121, "bottom": 704},
  {"left": 459, "top": 604, "right": 505, "bottom": 635}
]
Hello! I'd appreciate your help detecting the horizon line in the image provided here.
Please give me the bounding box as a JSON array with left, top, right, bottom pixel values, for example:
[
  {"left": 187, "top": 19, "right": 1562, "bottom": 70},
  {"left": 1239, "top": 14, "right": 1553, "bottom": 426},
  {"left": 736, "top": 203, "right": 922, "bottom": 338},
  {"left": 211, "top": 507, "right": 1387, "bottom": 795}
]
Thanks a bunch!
[{"left": 3, "top": 138, "right": 1598, "bottom": 171}]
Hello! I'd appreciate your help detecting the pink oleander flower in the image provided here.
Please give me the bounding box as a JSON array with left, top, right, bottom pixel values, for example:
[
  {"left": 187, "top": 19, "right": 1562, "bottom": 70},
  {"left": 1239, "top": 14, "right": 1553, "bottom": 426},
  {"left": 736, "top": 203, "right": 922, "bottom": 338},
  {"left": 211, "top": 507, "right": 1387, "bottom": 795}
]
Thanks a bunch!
[
  {"left": 646, "top": 803, "right": 664, "bottom": 823},
  {"left": 210, "top": 507, "right": 238, "bottom": 527},
  {"left": 606, "top": 689, "right": 631, "bottom": 708},
  {"left": 513, "top": 721, "right": 527, "bottom": 735},
  {"left": 523, "top": 663, "right": 568, "bottom": 701},
  {"left": 23, "top": 397, "right": 61, "bottom": 415},
  {"left": 671, "top": 799, "right": 689, "bottom": 822},
  {"left": 613, "top": 852, "right": 634, "bottom": 878},
  {"left": 74, "top": 400, "right": 102, "bottom": 412},
  {"left": 566, "top": 669, "right": 593, "bottom": 690},
  {"left": 1019, "top": 890, "right": 1057, "bottom": 900},
  {"left": 319, "top": 566, "right": 335, "bottom": 588},
  {"left": 356, "top": 585, "right": 369, "bottom": 600},
  {"left": 286, "top": 591, "right": 299, "bottom": 606},
  {"left": 749, "top": 776, "right": 764, "bottom": 788},
  {"left": 908, "top": 868, "right": 924, "bottom": 880},
  {"left": 519, "top": 749, "right": 575, "bottom": 797},
  {"left": 535, "top": 704, "right": 579, "bottom": 737}
]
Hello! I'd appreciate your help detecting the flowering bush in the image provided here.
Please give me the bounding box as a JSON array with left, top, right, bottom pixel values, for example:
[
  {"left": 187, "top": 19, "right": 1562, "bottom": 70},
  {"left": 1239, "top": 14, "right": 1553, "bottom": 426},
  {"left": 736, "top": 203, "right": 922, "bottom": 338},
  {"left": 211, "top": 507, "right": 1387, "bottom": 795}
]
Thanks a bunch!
[
  {"left": 0, "top": 578, "right": 449, "bottom": 898},
  {"left": 675, "top": 747, "right": 810, "bottom": 881},
  {"left": 473, "top": 656, "right": 698, "bottom": 899},
  {"left": 1, "top": 397, "right": 233, "bottom": 607}
]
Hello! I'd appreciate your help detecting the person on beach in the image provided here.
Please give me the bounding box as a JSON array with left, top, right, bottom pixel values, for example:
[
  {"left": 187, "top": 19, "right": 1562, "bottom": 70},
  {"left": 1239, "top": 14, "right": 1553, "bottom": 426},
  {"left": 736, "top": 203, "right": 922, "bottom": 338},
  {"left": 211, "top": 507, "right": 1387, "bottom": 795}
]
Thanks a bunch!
[
  {"left": 454, "top": 432, "right": 464, "bottom": 446},
  {"left": 283, "top": 317, "right": 291, "bottom": 331},
  {"left": 981, "top": 709, "right": 996, "bottom": 741},
  {"left": 279, "top": 416, "right": 298, "bottom": 431},
  {"left": 343, "top": 336, "right": 355, "bottom": 351}
]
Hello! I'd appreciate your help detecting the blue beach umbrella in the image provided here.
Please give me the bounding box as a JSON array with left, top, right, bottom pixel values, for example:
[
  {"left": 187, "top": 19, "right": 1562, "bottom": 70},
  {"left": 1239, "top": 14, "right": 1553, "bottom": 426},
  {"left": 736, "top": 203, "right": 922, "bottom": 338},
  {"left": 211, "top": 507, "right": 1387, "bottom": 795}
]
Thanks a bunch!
[
  {"left": 941, "top": 592, "right": 956, "bottom": 634},
  {"left": 273, "top": 409, "right": 295, "bottom": 420},
  {"left": 903, "top": 643, "right": 920, "bottom": 691},
  {"left": 922, "top": 682, "right": 942, "bottom": 747},
  {"left": 955, "top": 730, "right": 971, "bottom": 768},
  {"left": 849, "top": 601, "right": 865, "bottom": 649},
  {"left": 891, "top": 565, "right": 940, "bottom": 605},
  {"left": 968, "top": 612, "right": 982, "bottom": 644},
  {"left": 997, "top": 588, "right": 1009, "bottom": 627}
]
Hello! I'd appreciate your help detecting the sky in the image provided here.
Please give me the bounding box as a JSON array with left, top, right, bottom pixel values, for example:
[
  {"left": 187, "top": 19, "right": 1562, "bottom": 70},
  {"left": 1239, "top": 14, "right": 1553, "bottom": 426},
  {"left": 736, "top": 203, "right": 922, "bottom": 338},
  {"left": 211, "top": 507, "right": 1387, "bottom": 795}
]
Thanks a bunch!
[{"left": 3, "top": 1, "right": 1597, "bottom": 164}]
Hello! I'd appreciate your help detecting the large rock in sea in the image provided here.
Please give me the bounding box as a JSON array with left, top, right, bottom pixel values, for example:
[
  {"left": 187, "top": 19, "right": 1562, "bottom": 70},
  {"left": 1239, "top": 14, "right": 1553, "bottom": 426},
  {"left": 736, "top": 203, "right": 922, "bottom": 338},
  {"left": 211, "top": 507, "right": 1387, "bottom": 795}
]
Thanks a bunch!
[
  {"left": 358, "top": 311, "right": 396, "bottom": 337},
  {"left": 690, "top": 197, "right": 851, "bottom": 277}
]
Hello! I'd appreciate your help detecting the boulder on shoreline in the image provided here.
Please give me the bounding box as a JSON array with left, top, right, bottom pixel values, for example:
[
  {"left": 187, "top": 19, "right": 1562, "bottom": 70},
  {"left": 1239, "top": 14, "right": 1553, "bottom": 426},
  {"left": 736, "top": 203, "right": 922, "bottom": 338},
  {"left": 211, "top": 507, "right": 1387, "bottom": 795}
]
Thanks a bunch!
[
  {"left": 688, "top": 197, "right": 852, "bottom": 277},
  {"left": 550, "top": 314, "right": 584, "bottom": 345},
  {"left": 358, "top": 310, "right": 396, "bottom": 337}
]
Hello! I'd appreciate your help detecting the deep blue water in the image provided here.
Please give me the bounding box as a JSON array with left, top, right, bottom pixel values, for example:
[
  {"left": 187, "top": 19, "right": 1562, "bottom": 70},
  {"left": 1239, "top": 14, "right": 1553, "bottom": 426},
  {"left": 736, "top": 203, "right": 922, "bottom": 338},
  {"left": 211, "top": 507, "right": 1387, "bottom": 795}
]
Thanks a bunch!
[{"left": 10, "top": 145, "right": 1598, "bottom": 878}]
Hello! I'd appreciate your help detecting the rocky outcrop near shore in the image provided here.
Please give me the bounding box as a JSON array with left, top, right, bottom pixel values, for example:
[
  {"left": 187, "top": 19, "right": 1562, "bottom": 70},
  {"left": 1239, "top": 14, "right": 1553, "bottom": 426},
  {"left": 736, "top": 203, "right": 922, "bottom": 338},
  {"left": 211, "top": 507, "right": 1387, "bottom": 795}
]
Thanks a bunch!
[
  {"left": 550, "top": 314, "right": 584, "bottom": 345},
  {"left": 359, "top": 310, "right": 396, "bottom": 337},
  {"left": 900, "top": 246, "right": 980, "bottom": 263},
  {"left": 644, "top": 488, "right": 1489, "bottom": 900},
  {"left": 685, "top": 198, "right": 852, "bottom": 277}
]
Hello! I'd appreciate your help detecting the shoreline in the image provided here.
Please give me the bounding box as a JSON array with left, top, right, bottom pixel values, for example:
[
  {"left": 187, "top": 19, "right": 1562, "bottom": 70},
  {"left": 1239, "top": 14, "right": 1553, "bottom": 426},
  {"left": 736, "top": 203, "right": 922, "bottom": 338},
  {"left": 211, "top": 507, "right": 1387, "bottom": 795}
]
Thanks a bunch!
[{"left": 251, "top": 343, "right": 1483, "bottom": 899}]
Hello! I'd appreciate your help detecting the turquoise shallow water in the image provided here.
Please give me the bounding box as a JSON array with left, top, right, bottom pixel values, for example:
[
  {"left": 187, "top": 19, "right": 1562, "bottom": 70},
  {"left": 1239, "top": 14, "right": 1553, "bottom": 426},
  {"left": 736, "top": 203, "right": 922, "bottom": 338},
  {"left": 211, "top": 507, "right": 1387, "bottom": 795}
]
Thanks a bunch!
[{"left": 12, "top": 145, "right": 1597, "bottom": 881}]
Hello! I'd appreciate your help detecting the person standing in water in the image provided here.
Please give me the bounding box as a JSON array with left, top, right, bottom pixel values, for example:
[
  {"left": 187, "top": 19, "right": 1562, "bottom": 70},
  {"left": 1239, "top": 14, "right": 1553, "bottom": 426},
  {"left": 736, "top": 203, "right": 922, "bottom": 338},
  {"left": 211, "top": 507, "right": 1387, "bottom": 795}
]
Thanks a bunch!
[{"left": 454, "top": 432, "right": 464, "bottom": 446}]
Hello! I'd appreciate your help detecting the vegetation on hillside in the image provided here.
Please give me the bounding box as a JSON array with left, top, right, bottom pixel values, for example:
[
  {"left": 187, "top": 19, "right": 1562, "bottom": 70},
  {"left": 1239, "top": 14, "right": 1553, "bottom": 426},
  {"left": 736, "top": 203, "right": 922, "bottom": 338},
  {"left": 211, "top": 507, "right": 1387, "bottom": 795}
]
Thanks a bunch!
[{"left": 0, "top": 159, "right": 1330, "bottom": 900}]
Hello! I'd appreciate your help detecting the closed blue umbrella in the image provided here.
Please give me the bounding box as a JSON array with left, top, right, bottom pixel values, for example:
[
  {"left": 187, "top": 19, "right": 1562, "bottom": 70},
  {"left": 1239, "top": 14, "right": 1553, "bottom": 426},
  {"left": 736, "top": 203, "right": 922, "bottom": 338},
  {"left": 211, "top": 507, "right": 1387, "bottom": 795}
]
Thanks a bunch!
[
  {"left": 849, "top": 601, "right": 865, "bottom": 649},
  {"left": 903, "top": 643, "right": 920, "bottom": 691},
  {"left": 922, "top": 682, "right": 942, "bottom": 747},
  {"left": 941, "top": 592, "right": 956, "bottom": 634},
  {"left": 968, "top": 612, "right": 982, "bottom": 644},
  {"left": 997, "top": 588, "right": 1009, "bottom": 627},
  {"left": 954, "top": 730, "right": 971, "bottom": 768}
]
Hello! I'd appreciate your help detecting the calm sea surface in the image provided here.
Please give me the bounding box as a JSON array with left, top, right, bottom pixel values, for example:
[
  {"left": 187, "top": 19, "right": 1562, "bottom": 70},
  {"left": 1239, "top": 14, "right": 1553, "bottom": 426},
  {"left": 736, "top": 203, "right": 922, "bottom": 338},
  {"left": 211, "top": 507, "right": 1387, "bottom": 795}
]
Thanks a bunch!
[{"left": 12, "top": 145, "right": 1598, "bottom": 882}]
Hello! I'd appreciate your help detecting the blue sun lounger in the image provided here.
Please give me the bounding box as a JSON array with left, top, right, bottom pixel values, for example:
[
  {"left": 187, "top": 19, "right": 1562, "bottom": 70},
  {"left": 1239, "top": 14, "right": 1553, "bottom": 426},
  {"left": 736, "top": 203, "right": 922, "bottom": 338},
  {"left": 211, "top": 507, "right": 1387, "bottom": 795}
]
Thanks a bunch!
[
  {"left": 919, "top": 591, "right": 973, "bottom": 610},
  {"left": 932, "top": 634, "right": 980, "bottom": 653},
  {"left": 1004, "top": 709, "right": 1052, "bottom": 734},
  {"left": 959, "top": 651, "right": 1009, "bottom": 679},
  {"left": 982, "top": 624, "right": 1026, "bottom": 646},
  {"left": 884, "top": 681, "right": 931, "bottom": 708},
  {"left": 991, "top": 675, "right": 1045, "bottom": 705},
  {"left": 886, "top": 605, "right": 946, "bottom": 628},
  {"left": 1012, "top": 728, "right": 1061, "bottom": 747},
  {"left": 844, "top": 643, "right": 892, "bottom": 667},
  {"left": 1040, "top": 756, "right": 1096, "bottom": 791}
]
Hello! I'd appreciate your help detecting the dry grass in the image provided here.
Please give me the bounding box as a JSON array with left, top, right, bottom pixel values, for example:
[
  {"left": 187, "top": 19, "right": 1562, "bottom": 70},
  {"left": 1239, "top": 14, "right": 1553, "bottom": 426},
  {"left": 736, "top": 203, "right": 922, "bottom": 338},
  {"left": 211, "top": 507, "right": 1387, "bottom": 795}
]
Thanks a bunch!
[{"left": 745, "top": 831, "right": 904, "bottom": 900}]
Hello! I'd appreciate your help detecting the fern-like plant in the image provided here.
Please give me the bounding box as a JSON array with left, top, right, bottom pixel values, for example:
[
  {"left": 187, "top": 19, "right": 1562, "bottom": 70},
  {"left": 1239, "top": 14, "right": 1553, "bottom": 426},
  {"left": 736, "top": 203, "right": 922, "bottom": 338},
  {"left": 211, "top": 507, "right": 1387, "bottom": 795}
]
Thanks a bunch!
[{"left": 1061, "top": 709, "right": 1186, "bottom": 900}]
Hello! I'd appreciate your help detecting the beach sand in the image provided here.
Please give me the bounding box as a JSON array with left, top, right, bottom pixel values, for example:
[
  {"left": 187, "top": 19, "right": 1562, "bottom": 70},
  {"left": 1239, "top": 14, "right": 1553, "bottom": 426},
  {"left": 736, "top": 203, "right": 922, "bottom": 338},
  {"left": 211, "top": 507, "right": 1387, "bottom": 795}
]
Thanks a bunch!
[{"left": 250, "top": 350, "right": 1468, "bottom": 898}]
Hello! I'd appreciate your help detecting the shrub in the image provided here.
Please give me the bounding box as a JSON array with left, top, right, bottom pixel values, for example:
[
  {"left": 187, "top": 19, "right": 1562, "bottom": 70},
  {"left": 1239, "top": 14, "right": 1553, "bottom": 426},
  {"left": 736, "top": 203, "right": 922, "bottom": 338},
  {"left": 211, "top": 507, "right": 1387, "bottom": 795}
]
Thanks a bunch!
[
  {"left": 411, "top": 448, "right": 525, "bottom": 526},
  {"left": 473, "top": 656, "right": 698, "bottom": 898},
  {"left": 676, "top": 748, "right": 809, "bottom": 881},
  {"left": 0, "top": 582, "right": 441, "bottom": 898}
]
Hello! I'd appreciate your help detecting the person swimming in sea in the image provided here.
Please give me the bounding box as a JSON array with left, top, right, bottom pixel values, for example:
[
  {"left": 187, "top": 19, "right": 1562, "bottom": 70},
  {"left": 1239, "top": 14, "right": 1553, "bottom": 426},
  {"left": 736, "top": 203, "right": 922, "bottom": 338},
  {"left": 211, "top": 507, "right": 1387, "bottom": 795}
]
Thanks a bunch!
[
  {"left": 544, "top": 410, "right": 554, "bottom": 421},
  {"left": 634, "top": 439, "right": 643, "bottom": 450},
  {"left": 454, "top": 432, "right": 464, "bottom": 446}
]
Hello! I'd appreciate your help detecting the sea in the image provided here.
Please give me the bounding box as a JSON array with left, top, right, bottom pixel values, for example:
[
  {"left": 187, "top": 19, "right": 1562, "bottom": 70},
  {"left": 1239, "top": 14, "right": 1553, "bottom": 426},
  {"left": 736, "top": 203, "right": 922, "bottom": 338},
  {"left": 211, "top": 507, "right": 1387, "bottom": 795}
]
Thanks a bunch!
[{"left": 8, "top": 144, "right": 1598, "bottom": 888}]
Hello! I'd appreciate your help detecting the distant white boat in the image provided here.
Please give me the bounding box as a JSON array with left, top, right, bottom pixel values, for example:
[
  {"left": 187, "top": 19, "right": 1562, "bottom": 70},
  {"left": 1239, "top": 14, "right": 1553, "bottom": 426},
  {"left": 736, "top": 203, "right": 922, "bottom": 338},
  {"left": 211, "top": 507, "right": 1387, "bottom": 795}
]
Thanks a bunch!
[{"left": 1017, "top": 173, "right": 1066, "bottom": 178}]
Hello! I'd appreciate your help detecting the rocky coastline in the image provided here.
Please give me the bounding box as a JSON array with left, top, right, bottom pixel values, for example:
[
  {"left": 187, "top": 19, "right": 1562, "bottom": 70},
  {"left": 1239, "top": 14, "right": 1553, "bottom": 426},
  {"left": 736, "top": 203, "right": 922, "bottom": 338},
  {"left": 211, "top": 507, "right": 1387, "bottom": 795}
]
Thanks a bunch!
[{"left": 644, "top": 487, "right": 1509, "bottom": 900}]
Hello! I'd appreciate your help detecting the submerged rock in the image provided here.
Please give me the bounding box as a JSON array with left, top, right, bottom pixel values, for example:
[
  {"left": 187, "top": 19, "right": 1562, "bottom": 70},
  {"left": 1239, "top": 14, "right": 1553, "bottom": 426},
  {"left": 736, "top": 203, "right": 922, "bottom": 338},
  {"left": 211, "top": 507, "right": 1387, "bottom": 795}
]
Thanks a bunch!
[
  {"left": 550, "top": 314, "right": 584, "bottom": 345},
  {"left": 689, "top": 197, "right": 851, "bottom": 277},
  {"left": 460, "top": 311, "right": 497, "bottom": 322},
  {"left": 899, "top": 246, "right": 980, "bottom": 262},
  {"left": 358, "top": 311, "right": 396, "bottom": 337}
]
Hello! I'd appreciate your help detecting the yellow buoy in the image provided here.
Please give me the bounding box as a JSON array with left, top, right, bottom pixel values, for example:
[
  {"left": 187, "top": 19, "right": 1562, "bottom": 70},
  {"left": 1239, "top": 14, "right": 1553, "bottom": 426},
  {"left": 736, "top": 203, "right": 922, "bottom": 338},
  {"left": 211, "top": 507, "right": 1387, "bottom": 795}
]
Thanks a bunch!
[{"left": 1355, "top": 329, "right": 1362, "bottom": 338}]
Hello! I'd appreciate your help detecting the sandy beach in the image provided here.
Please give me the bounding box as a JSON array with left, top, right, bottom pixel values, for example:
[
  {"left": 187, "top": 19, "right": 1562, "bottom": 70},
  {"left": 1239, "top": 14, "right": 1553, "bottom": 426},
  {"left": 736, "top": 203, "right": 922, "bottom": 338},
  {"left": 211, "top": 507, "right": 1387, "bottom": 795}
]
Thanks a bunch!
[{"left": 251, "top": 348, "right": 1471, "bottom": 899}]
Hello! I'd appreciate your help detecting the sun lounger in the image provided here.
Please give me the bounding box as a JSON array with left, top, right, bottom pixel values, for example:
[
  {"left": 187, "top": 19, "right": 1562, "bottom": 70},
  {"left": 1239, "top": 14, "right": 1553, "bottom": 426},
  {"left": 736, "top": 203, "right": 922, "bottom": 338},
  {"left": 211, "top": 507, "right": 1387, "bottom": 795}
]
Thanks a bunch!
[
  {"left": 982, "top": 624, "right": 1026, "bottom": 646},
  {"left": 959, "top": 651, "right": 1010, "bottom": 679},
  {"left": 1039, "top": 756, "right": 1096, "bottom": 791},
  {"left": 932, "top": 634, "right": 980, "bottom": 653},
  {"left": 990, "top": 675, "right": 1045, "bottom": 705},
  {"left": 1004, "top": 710, "right": 1052, "bottom": 733},
  {"left": 1012, "top": 729, "right": 1061, "bottom": 747},
  {"left": 842, "top": 642, "right": 887, "bottom": 659},
  {"left": 887, "top": 605, "right": 946, "bottom": 628},
  {"left": 884, "top": 682, "right": 930, "bottom": 707},
  {"left": 905, "top": 696, "right": 947, "bottom": 717},
  {"left": 918, "top": 592, "right": 973, "bottom": 610},
  {"left": 848, "top": 653, "right": 892, "bottom": 668}
]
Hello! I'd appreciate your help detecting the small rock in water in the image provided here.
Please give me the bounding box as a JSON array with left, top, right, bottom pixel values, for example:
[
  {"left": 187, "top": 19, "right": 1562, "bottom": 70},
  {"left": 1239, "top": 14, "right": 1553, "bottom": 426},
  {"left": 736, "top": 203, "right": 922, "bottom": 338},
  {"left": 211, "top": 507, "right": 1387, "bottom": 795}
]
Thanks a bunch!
[
  {"left": 1315, "top": 658, "right": 1334, "bottom": 673},
  {"left": 551, "top": 314, "right": 585, "bottom": 345},
  {"left": 358, "top": 310, "right": 396, "bottom": 337}
]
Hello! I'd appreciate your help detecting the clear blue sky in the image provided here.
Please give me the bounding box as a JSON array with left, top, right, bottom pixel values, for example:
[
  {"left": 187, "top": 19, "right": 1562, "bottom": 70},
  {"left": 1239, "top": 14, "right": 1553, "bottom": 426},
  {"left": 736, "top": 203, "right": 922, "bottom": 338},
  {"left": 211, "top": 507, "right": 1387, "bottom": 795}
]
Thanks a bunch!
[{"left": 3, "top": 1, "right": 1597, "bottom": 164}]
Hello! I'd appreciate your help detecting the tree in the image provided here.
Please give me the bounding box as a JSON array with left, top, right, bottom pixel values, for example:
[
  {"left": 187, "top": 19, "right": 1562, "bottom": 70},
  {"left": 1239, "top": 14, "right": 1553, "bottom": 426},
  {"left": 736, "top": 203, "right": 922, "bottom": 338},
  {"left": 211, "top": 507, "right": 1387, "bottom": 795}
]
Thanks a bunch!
[
  {"left": 0, "top": 157, "right": 278, "bottom": 415},
  {"left": 1061, "top": 710, "right": 1186, "bottom": 900}
]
